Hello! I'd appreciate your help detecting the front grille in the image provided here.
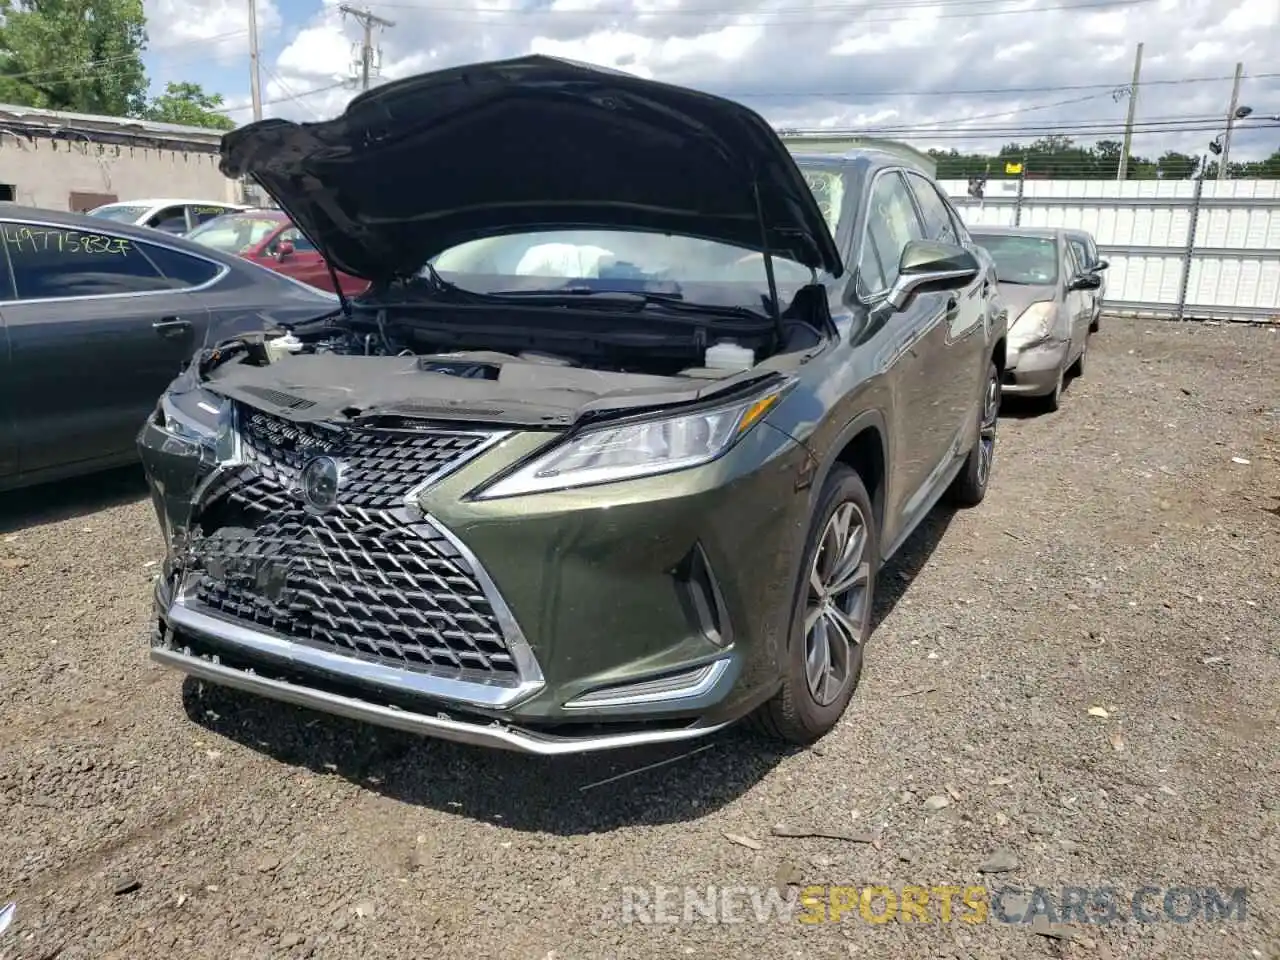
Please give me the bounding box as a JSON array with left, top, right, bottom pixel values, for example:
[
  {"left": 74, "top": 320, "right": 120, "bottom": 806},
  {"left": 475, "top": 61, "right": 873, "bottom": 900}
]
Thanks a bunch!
[
  {"left": 183, "top": 407, "right": 518, "bottom": 683},
  {"left": 236, "top": 404, "right": 491, "bottom": 509}
]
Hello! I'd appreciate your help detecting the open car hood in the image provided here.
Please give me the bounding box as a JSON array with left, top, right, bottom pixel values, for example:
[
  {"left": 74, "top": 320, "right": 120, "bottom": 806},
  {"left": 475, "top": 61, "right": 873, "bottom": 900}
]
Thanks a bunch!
[{"left": 219, "top": 55, "right": 844, "bottom": 285}]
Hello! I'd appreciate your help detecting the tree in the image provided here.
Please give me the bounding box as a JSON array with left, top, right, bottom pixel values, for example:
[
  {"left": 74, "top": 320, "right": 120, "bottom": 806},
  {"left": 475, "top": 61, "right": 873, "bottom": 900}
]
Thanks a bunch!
[
  {"left": 1156, "top": 151, "right": 1199, "bottom": 179},
  {"left": 0, "top": 0, "right": 148, "bottom": 116},
  {"left": 144, "top": 81, "right": 235, "bottom": 130}
]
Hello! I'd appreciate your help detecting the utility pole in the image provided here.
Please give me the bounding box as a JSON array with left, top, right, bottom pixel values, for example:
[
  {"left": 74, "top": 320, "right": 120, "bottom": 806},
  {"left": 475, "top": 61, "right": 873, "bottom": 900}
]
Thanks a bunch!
[
  {"left": 1218, "top": 61, "right": 1244, "bottom": 180},
  {"left": 248, "top": 0, "right": 263, "bottom": 120},
  {"left": 340, "top": 5, "right": 395, "bottom": 91},
  {"left": 1117, "top": 41, "right": 1143, "bottom": 181}
]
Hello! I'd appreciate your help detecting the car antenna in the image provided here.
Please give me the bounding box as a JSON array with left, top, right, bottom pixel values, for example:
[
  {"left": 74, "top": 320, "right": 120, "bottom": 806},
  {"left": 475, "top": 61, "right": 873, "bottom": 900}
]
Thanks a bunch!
[{"left": 751, "top": 176, "right": 785, "bottom": 346}]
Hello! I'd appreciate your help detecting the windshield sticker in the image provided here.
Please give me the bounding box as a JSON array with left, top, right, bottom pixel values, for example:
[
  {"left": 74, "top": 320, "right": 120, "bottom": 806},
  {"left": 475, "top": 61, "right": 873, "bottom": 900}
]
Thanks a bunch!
[
  {"left": 802, "top": 171, "right": 843, "bottom": 233},
  {"left": 3, "top": 227, "right": 132, "bottom": 255}
]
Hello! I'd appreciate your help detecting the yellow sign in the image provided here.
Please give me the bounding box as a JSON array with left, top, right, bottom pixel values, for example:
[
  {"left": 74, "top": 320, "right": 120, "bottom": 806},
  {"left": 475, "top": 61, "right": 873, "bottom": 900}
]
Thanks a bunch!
[{"left": 1005, "top": 162, "right": 1024, "bottom": 175}]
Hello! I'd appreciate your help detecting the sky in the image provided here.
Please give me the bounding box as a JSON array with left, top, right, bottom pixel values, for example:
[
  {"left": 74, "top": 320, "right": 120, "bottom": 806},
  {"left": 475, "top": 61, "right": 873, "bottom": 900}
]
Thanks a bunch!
[{"left": 141, "top": 0, "right": 1280, "bottom": 163}]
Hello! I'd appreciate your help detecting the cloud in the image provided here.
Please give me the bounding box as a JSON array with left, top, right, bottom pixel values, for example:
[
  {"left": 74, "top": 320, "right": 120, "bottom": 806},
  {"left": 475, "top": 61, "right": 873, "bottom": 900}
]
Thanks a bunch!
[
  {"left": 223, "top": 0, "right": 1278, "bottom": 161},
  {"left": 146, "top": 0, "right": 282, "bottom": 62}
]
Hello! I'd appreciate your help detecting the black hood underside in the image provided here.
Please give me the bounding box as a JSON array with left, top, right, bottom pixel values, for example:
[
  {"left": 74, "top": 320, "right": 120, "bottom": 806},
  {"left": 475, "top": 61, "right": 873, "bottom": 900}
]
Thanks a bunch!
[{"left": 219, "top": 55, "right": 843, "bottom": 285}]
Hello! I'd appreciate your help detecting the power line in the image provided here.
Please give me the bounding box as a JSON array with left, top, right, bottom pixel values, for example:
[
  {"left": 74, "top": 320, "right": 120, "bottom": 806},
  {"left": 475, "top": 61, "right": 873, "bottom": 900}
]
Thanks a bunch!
[
  {"left": 339, "top": 5, "right": 396, "bottom": 91},
  {"left": 853, "top": 122, "right": 1280, "bottom": 140},
  {"left": 363, "top": 0, "right": 1153, "bottom": 21},
  {"left": 216, "top": 79, "right": 354, "bottom": 114},
  {"left": 0, "top": 30, "right": 249, "bottom": 84},
  {"left": 719, "top": 71, "right": 1280, "bottom": 99}
]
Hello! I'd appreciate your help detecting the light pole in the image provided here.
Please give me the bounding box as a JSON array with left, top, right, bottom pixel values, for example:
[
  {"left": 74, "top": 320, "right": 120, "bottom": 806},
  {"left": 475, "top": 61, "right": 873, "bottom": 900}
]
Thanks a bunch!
[{"left": 1205, "top": 105, "right": 1254, "bottom": 179}]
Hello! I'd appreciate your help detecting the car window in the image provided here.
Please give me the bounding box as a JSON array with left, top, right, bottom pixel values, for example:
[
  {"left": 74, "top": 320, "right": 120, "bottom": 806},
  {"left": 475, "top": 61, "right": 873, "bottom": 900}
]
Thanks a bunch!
[
  {"left": 1069, "top": 239, "right": 1089, "bottom": 271},
  {"left": 2, "top": 221, "right": 184, "bottom": 300},
  {"left": 147, "top": 206, "right": 189, "bottom": 234},
  {"left": 858, "top": 171, "right": 926, "bottom": 295},
  {"left": 187, "top": 214, "right": 284, "bottom": 254},
  {"left": 190, "top": 204, "right": 234, "bottom": 226},
  {"left": 905, "top": 173, "right": 958, "bottom": 244},
  {"left": 86, "top": 204, "right": 150, "bottom": 224},
  {"left": 139, "top": 242, "right": 223, "bottom": 288},
  {"left": 971, "top": 233, "right": 1059, "bottom": 285},
  {"left": 940, "top": 195, "right": 971, "bottom": 244},
  {"left": 799, "top": 167, "right": 847, "bottom": 236}
]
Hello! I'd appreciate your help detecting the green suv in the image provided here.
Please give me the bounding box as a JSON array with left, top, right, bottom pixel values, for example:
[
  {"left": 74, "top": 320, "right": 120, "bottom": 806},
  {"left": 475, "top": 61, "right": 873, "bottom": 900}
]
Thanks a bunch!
[{"left": 139, "top": 55, "right": 1007, "bottom": 755}]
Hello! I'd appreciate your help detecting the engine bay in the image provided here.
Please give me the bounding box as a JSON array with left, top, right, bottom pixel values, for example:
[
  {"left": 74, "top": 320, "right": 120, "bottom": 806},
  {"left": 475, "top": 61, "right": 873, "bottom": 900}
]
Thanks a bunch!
[{"left": 194, "top": 296, "right": 831, "bottom": 427}]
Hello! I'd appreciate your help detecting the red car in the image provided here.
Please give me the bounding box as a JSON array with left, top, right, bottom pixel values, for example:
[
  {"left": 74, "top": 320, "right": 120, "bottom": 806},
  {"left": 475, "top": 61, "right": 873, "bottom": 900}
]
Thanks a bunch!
[{"left": 185, "top": 209, "right": 370, "bottom": 296}]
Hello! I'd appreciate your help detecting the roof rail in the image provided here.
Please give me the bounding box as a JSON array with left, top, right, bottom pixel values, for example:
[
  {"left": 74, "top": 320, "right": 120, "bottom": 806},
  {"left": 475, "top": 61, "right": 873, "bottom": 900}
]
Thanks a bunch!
[{"left": 778, "top": 133, "right": 937, "bottom": 178}]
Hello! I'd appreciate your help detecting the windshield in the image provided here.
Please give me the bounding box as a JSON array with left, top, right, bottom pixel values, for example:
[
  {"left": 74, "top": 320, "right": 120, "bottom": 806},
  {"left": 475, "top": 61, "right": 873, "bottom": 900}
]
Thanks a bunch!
[
  {"left": 188, "top": 214, "right": 283, "bottom": 254},
  {"left": 427, "top": 229, "right": 820, "bottom": 308},
  {"left": 88, "top": 204, "right": 150, "bottom": 223},
  {"left": 973, "top": 234, "right": 1059, "bottom": 285}
]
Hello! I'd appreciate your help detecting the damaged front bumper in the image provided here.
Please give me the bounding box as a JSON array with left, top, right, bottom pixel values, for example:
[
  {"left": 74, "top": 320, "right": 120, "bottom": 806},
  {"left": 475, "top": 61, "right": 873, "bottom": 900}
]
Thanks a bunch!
[
  {"left": 1000, "top": 340, "right": 1069, "bottom": 397},
  {"left": 140, "top": 394, "right": 811, "bottom": 755}
]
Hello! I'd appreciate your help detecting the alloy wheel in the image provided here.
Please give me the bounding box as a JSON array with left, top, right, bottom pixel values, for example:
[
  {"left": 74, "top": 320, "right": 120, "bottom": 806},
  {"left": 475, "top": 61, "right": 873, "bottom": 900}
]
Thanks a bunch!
[
  {"left": 804, "top": 502, "right": 872, "bottom": 706},
  {"left": 978, "top": 373, "right": 999, "bottom": 488}
]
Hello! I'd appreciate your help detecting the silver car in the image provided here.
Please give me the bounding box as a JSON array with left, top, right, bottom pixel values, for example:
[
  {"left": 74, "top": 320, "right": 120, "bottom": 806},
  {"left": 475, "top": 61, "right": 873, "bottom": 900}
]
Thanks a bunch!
[{"left": 970, "top": 226, "right": 1100, "bottom": 412}]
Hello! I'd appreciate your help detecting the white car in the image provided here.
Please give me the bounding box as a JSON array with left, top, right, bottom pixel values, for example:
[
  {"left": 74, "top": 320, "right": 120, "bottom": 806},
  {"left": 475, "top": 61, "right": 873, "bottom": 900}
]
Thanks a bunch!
[{"left": 84, "top": 198, "right": 251, "bottom": 236}]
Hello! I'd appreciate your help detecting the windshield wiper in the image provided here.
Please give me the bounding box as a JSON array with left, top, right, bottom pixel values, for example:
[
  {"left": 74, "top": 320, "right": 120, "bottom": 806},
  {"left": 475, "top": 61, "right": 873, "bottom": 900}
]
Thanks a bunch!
[{"left": 484, "top": 287, "right": 768, "bottom": 321}]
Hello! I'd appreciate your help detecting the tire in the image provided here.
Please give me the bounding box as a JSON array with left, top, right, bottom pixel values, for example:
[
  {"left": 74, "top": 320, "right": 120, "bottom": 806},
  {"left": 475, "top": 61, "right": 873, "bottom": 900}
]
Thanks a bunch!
[
  {"left": 752, "top": 464, "right": 878, "bottom": 745},
  {"left": 1067, "top": 337, "right": 1086, "bottom": 379},
  {"left": 947, "top": 360, "right": 1000, "bottom": 507},
  {"left": 1089, "top": 309, "right": 1101, "bottom": 334}
]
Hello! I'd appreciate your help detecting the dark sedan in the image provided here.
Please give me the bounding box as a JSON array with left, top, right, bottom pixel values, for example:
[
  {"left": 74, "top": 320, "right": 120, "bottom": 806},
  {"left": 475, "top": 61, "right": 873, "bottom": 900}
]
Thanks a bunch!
[{"left": 0, "top": 207, "right": 339, "bottom": 492}]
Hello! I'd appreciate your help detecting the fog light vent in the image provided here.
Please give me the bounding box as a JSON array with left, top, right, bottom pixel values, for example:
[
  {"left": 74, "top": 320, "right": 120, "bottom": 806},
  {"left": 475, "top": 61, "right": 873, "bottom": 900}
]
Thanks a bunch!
[{"left": 675, "top": 542, "right": 733, "bottom": 648}]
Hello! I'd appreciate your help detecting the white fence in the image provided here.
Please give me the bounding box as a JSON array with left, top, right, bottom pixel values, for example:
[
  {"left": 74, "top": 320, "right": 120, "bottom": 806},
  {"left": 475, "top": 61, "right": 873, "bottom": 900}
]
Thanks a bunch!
[{"left": 937, "top": 178, "right": 1280, "bottom": 324}]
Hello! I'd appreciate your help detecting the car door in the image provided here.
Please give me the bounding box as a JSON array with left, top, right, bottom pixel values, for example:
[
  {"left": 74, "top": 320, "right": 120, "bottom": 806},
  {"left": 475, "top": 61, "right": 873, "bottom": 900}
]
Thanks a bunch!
[
  {"left": 1068, "top": 237, "right": 1098, "bottom": 322},
  {"left": 855, "top": 169, "right": 954, "bottom": 535},
  {"left": 0, "top": 263, "right": 16, "bottom": 481},
  {"left": 0, "top": 217, "right": 220, "bottom": 474},
  {"left": 1086, "top": 235, "right": 1107, "bottom": 302},
  {"left": 267, "top": 227, "right": 335, "bottom": 291},
  {"left": 904, "top": 171, "right": 988, "bottom": 456},
  {"left": 1061, "top": 242, "right": 1089, "bottom": 353}
]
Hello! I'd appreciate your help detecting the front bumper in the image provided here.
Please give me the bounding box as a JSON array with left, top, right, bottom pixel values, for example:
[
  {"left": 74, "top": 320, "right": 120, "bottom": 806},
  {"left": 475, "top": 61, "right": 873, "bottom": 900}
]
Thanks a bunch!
[
  {"left": 141, "top": 399, "right": 811, "bottom": 754},
  {"left": 1001, "top": 340, "right": 1068, "bottom": 396}
]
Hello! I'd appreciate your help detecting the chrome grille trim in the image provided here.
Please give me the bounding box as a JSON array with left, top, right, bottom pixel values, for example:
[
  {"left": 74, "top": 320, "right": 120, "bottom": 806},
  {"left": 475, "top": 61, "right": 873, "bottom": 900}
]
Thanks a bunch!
[{"left": 170, "top": 405, "right": 540, "bottom": 707}]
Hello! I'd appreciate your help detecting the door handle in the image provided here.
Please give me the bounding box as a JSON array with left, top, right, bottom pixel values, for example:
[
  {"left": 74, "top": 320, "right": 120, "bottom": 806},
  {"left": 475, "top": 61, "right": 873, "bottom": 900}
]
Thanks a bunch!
[{"left": 152, "top": 317, "right": 192, "bottom": 339}]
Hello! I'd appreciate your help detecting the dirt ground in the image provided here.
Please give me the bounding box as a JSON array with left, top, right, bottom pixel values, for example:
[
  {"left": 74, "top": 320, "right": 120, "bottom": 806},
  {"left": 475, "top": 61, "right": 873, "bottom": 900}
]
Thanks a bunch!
[{"left": 1, "top": 318, "right": 1277, "bottom": 960}]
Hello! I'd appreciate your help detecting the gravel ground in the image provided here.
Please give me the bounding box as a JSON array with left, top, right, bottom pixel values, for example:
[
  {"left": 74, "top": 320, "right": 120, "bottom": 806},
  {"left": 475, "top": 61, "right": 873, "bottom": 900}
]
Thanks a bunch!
[{"left": 1, "top": 318, "right": 1278, "bottom": 960}]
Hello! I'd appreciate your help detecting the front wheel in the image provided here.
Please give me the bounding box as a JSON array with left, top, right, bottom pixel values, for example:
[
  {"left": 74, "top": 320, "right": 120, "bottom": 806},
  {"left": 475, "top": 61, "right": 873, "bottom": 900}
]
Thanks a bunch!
[
  {"left": 752, "top": 465, "right": 878, "bottom": 745},
  {"left": 947, "top": 360, "right": 1000, "bottom": 507}
]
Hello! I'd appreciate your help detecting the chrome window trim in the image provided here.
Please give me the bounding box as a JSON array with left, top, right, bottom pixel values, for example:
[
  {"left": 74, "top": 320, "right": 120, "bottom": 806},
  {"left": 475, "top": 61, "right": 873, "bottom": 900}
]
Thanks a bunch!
[
  {"left": 854, "top": 165, "right": 924, "bottom": 303},
  {"left": 903, "top": 169, "right": 959, "bottom": 245},
  {"left": 0, "top": 214, "right": 232, "bottom": 306}
]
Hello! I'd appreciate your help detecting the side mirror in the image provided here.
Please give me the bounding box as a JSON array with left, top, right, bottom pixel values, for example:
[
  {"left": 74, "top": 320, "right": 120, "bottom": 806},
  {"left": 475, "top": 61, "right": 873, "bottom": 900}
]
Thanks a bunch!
[
  {"left": 1092, "top": 259, "right": 1109, "bottom": 271},
  {"left": 1069, "top": 272, "right": 1102, "bottom": 290},
  {"left": 885, "top": 240, "right": 980, "bottom": 311},
  {"left": 276, "top": 240, "right": 295, "bottom": 260}
]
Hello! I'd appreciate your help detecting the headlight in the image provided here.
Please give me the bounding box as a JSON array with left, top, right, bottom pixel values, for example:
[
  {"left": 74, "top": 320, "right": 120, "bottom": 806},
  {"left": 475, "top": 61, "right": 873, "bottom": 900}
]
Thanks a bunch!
[
  {"left": 473, "top": 387, "right": 786, "bottom": 499},
  {"left": 155, "top": 391, "right": 236, "bottom": 464},
  {"left": 1008, "top": 301, "right": 1057, "bottom": 350}
]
